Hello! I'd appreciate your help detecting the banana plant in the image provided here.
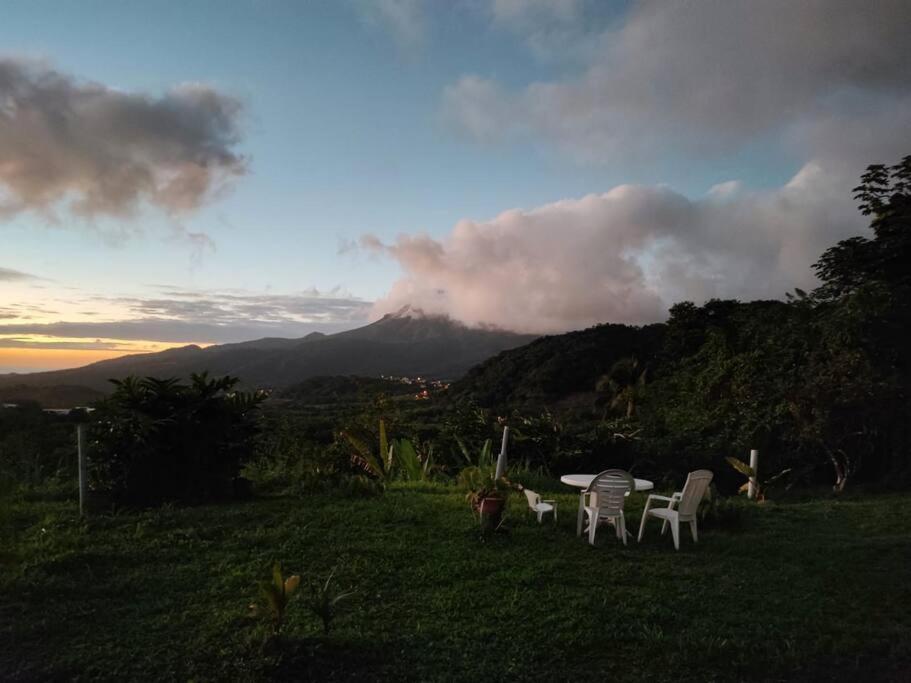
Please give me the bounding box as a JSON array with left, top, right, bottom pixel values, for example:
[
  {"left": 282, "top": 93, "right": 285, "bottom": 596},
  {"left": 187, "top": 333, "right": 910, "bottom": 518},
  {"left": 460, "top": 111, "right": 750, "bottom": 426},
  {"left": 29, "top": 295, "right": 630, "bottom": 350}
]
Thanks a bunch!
[
  {"left": 455, "top": 436, "right": 493, "bottom": 468},
  {"left": 342, "top": 419, "right": 394, "bottom": 481},
  {"left": 726, "top": 456, "right": 793, "bottom": 502},
  {"left": 391, "top": 438, "right": 434, "bottom": 481}
]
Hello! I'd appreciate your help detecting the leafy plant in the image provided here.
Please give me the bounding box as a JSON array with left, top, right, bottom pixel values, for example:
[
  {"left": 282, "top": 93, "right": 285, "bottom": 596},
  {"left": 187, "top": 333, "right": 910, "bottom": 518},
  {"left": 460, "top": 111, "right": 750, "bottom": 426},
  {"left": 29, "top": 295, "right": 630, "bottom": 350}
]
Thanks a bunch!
[
  {"left": 596, "top": 356, "right": 647, "bottom": 419},
  {"left": 726, "top": 456, "right": 795, "bottom": 501},
  {"left": 391, "top": 437, "right": 434, "bottom": 482},
  {"left": 252, "top": 562, "right": 301, "bottom": 635},
  {"left": 305, "top": 568, "right": 355, "bottom": 635},
  {"left": 456, "top": 436, "right": 493, "bottom": 469},
  {"left": 342, "top": 419, "right": 394, "bottom": 481}
]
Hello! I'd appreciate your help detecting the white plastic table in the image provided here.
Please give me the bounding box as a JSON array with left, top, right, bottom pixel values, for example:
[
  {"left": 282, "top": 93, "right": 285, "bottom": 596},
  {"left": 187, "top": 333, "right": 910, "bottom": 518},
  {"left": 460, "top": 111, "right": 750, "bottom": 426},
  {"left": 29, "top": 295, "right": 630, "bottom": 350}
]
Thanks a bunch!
[{"left": 560, "top": 474, "right": 655, "bottom": 537}]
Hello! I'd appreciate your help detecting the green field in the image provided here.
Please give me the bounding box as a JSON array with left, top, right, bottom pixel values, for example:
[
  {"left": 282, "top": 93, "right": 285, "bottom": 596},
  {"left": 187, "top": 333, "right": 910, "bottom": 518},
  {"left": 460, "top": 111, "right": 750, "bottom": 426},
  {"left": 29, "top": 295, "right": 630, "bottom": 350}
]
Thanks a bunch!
[{"left": 2, "top": 485, "right": 910, "bottom": 681}]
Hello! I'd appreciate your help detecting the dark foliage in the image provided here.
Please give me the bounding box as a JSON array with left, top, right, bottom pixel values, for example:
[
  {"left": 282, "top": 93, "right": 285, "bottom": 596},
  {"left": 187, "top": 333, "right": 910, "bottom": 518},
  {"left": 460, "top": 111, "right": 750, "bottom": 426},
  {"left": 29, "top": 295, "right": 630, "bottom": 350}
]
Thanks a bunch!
[
  {"left": 451, "top": 323, "right": 665, "bottom": 407},
  {"left": 0, "top": 403, "right": 83, "bottom": 488},
  {"left": 279, "top": 375, "right": 414, "bottom": 404},
  {"left": 88, "top": 373, "right": 264, "bottom": 506}
]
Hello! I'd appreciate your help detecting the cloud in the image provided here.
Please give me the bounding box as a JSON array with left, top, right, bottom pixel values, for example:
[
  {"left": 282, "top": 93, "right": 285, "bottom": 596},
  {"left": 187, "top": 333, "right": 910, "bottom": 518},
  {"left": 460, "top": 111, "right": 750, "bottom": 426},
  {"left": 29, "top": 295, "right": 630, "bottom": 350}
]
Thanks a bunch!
[
  {"left": 403, "top": 0, "right": 911, "bottom": 332},
  {"left": 491, "top": 0, "right": 581, "bottom": 25},
  {"left": 365, "top": 159, "right": 866, "bottom": 333},
  {"left": 0, "top": 266, "right": 37, "bottom": 281},
  {"left": 356, "top": 0, "right": 425, "bottom": 51},
  {"left": 445, "top": 1, "right": 911, "bottom": 163},
  {"left": 487, "top": 0, "right": 610, "bottom": 61},
  {"left": 0, "top": 288, "right": 372, "bottom": 346},
  {"left": 109, "top": 288, "right": 372, "bottom": 326},
  {"left": 0, "top": 319, "right": 361, "bottom": 346},
  {"left": 0, "top": 58, "right": 247, "bottom": 222},
  {"left": 0, "top": 337, "right": 127, "bottom": 351}
]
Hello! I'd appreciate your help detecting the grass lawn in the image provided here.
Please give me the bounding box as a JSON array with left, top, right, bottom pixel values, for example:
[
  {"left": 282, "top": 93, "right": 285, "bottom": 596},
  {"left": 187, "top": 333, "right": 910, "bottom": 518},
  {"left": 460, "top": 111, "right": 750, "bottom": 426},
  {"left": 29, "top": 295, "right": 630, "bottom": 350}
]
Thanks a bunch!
[{"left": 2, "top": 483, "right": 910, "bottom": 681}]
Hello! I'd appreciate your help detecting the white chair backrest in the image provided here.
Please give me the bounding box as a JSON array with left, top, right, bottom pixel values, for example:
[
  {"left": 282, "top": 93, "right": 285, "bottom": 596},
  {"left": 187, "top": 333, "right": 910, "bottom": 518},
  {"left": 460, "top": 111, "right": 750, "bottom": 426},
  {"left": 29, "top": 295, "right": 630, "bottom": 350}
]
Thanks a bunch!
[
  {"left": 678, "top": 470, "right": 714, "bottom": 517},
  {"left": 524, "top": 489, "right": 541, "bottom": 509},
  {"left": 586, "top": 469, "right": 634, "bottom": 516}
]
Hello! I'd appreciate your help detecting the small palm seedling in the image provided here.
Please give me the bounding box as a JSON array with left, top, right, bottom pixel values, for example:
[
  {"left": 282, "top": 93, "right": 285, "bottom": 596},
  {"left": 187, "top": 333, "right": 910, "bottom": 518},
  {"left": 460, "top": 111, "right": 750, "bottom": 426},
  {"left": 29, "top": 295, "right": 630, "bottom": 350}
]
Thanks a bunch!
[
  {"left": 305, "top": 568, "right": 355, "bottom": 635},
  {"left": 252, "top": 562, "right": 301, "bottom": 635}
]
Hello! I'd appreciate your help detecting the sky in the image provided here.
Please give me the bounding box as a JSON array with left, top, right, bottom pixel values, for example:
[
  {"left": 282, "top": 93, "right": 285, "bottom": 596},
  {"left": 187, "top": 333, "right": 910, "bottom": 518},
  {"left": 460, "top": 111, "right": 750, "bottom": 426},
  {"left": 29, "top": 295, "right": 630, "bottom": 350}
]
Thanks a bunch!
[{"left": 1, "top": 0, "right": 910, "bottom": 372}]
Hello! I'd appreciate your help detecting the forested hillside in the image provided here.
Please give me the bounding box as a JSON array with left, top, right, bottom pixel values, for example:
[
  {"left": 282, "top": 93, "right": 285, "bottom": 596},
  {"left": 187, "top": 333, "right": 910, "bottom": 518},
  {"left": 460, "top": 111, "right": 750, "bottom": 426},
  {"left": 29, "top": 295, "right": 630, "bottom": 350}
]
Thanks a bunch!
[{"left": 451, "top": 323, "right": 665, "bottom": 407}]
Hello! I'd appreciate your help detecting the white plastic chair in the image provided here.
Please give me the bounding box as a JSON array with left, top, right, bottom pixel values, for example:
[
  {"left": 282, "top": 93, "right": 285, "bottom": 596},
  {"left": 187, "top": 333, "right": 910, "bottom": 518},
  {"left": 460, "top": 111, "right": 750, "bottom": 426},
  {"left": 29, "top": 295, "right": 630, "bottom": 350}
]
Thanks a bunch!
[
  {"left": 637, "top": 470, "right": 714, "bottom": 550},
  {"left": 582, "top": 469, "right": 635, "bottom": 546},
  {"left": 523, "top": 489, "right": 557, "bottom": 523}
]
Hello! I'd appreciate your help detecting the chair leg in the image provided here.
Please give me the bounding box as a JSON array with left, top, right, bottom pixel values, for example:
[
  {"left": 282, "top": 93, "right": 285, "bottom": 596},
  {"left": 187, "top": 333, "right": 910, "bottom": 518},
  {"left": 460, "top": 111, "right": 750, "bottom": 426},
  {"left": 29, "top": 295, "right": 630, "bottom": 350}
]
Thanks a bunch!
[
  {"left": 553, "top": 506, "right": 557, "bottom": 523},
  {"left": 588, "top": 515, "right": 598, "bottom": 546},
  {"left": 661, "top": 519, "right": 669, "bottom": 536},
  {"left": 670, "top": 518, "right": 680, "bottom": 550},
  {"left": 637, "top": 510, "right": 648, "bottom": 542},
  {"left": 576, "top": 494, "right": 585, "bottom": 537},
  {"left": 620, "top": 512, "right": 628, "bottom": 546},
  {"left": 689, "top": 519, "right": 698, "bottom": 543}
]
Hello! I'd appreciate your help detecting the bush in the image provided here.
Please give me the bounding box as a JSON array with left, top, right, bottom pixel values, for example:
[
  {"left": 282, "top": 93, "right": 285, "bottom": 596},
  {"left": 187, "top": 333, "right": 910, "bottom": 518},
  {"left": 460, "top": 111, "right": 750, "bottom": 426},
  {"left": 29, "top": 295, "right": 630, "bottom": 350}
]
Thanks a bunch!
[{"left": 88, "top": 374, "right": 264, "bottom": 506}]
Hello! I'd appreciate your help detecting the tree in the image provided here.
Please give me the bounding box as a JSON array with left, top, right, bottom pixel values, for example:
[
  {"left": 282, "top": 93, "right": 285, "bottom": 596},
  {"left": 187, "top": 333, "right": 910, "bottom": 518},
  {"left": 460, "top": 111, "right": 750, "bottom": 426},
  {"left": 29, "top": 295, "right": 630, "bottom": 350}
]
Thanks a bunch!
[
  {"left": 807, "top": 155, "right": 911, "bottom": 488},
  {"left": 596, "top": 357, "right": 646, "bottom": 419}
]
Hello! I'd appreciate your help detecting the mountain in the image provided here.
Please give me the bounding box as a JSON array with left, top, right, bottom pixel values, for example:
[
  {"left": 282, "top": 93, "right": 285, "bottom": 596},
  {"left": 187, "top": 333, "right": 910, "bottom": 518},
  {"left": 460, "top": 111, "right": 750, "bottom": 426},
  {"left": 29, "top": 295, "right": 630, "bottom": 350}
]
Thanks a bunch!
[{"left": 0, "top": 308, "right": 536, "bottom": 396}]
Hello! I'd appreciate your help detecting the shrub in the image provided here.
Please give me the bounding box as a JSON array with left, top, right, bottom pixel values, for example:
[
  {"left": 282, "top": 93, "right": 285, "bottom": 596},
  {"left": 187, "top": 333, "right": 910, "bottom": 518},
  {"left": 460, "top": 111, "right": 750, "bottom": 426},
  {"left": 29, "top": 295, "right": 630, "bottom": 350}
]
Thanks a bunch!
[{"left": 88, "top": 374, "right": 264, "bottom": 506}]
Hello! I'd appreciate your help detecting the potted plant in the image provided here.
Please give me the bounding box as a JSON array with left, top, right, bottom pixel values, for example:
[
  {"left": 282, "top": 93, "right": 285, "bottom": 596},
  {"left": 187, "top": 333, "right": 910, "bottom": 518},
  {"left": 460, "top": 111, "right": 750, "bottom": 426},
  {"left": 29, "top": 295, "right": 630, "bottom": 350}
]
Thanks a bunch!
[{"left": 461, "top": 466, "right": 512, "bottom": 531}]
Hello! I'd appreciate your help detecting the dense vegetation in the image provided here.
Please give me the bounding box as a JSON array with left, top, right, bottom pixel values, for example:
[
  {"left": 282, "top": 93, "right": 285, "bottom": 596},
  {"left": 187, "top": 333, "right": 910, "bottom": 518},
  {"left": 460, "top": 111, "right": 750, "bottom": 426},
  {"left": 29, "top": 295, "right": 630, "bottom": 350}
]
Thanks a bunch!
[
  {"left": 0, "top": 403, "right": 85, "bottom": 490},
  {"left": 88, "top": 374, "right": 264, "bottom": 506}
]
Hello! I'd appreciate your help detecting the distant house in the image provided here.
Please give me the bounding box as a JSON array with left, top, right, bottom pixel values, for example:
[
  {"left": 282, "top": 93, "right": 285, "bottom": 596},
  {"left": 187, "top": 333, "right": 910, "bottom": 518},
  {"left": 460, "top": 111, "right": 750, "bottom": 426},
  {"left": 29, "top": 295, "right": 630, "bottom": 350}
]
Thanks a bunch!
[{"left": 42, "top": 406, "right": 96, "bottom": 416}]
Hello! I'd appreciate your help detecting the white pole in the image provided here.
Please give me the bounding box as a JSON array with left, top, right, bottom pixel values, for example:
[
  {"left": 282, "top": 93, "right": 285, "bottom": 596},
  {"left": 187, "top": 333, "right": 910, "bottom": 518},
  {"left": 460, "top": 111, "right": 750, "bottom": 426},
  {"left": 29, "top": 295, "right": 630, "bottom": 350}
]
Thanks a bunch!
[
  {"left": 77, "top": 424, "right": 87, "bottom": 516},
  {"left": 748, "top": 449, "right": 759, "bottom": 500},
  {"left": 495, "top": 426, "right": 509, "bottom": 480}
]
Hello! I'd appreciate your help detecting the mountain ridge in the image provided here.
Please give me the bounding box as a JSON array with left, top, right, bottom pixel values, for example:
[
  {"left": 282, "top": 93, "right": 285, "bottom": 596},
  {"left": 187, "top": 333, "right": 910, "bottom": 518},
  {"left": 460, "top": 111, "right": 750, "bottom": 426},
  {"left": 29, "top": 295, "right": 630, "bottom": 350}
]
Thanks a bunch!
[{"left": 0, "top": 310, "right": 537, "bottom": 395}]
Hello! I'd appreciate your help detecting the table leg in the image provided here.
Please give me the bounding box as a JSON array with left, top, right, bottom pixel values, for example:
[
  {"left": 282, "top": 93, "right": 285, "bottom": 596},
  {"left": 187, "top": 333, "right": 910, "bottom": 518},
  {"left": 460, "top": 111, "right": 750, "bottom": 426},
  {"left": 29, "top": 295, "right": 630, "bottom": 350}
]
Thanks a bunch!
[{"left": 576, "top": 492, "right": 584, "bottom": 536}]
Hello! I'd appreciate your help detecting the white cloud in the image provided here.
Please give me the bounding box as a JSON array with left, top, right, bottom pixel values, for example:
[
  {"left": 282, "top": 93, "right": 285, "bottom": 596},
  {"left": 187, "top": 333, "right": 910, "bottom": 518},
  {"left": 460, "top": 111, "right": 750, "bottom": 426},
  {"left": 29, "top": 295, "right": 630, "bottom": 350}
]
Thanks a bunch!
[
  {"left": 364, "top": 158, "right": 865, "bottom": 333},
  {"left": 355, "top": 0, "right": 426, "bottom": 51},
  {"left": 384, "top": 0, "right": 911, "bottom": 332}
]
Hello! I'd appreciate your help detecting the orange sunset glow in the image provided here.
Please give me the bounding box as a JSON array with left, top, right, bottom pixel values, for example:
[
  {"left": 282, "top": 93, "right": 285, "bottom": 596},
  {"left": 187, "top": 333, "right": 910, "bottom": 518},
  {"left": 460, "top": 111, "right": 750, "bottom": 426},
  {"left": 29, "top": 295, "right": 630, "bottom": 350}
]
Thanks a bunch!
[{"left": 0, "top": 336, "right": 207, "bottom": 373}]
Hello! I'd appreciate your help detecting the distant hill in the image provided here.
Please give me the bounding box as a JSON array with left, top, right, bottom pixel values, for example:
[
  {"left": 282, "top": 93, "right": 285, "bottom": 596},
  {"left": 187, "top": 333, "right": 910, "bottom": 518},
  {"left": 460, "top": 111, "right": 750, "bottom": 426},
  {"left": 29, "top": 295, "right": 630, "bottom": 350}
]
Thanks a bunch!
[
  {"left": 0, "top": 307, "right": 536, "bottom": 399},
  {"left": 0, "top": 383, "right": 106, "bottom": 409},
  {"left": 450, "top": 322, "right": 667, "bottom": 407}
]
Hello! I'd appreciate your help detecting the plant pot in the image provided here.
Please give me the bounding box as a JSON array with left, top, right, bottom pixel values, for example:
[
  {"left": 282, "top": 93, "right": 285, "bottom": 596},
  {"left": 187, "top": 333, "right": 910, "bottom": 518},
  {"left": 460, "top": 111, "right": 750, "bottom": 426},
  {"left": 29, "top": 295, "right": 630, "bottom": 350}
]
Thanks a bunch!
[{"left": 477, "top": 495, "right": 506, "bottom": 531}]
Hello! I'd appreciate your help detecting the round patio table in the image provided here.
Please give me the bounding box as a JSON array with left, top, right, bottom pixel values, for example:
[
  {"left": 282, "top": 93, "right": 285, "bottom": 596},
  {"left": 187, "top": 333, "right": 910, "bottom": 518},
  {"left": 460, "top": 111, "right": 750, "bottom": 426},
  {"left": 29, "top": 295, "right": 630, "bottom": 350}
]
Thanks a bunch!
[{"left": 560, "top": 474, "right": 654, "bottom": 537}]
